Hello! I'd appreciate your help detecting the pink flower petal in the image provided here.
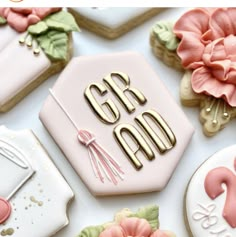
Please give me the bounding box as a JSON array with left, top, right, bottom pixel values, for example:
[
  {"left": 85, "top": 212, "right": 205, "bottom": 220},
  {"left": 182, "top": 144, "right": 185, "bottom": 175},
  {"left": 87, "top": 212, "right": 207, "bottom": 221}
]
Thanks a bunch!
[
  {"left": 11, "top": 8, "right": 32, "bottom": 14},
  {"left": 0, "top": 8, "right": 9, "bottom": 18},
  {"left": 209, "top": 8, "right": 236, "bottom": 39},
  {"left": 150, "top": 230, "right": 169, "bottom": 237},
  {"left": 100, "top": 225, "right": 125, "bottom": 237},
  {"left": 224, "top": 35, "right": 236, "bottom": 60},
  {"left": 176, "top": 33, "right": 205, "bottom": 69},
  {"left": 192, "top": 66, "right": 236, "bottom": 106},
  {"left": 6, "top": 11, "right": 29, "bottom": 32},
  {"left": 174, "top": 8, "right": 210, "bottom": 38},
  {"left": 120, "top": 218, "right": 152, "bottom": 237},
  {"left": 27, "top": 14, "right": 41, "bottom": 25},
  {"left": 32, "top": 8, "right": 61, "bottom": 18}
]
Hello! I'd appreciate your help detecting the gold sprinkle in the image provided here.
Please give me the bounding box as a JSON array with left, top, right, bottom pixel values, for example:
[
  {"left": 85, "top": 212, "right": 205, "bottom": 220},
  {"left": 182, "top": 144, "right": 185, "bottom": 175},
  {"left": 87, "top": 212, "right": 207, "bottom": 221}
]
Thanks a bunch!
[
  {"left": 1, "top": 228, "right": 14, "bottom": 236},
  {"left": 19, "top": 38, "right": 25, "bottom": 45}
]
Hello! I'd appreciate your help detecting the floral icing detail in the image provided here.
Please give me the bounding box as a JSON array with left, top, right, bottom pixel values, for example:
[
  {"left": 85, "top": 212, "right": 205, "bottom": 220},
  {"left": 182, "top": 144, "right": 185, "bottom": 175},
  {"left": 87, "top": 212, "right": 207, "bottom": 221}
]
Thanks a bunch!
[
  {"left": 77, "top": 206, "right": 175, "bottom": 237},
  {"left": 0, "top": 8, "right": 61, "bottom": 32},
  {"left": 152, "top": 21, "right": 179, "bottom": 51},
  {"left": 174, "top": 8, "right": 236, "bottom": 107}
]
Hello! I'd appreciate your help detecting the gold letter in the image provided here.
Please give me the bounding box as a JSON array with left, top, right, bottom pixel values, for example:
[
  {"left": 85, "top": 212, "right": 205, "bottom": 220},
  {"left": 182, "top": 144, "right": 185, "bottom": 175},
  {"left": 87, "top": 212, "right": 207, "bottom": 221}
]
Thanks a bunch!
[
  {"left": 113, "top": 124, "right": 155, "bottom": 170},
  {"left": 103, "top": 72, "right": 147, "bottom": 113},
  {"left": 135, "top": 110, "right": 176, "bottom": 154},
  {"left": 84, "top": 83, "right": 120, "bottom": 124}
]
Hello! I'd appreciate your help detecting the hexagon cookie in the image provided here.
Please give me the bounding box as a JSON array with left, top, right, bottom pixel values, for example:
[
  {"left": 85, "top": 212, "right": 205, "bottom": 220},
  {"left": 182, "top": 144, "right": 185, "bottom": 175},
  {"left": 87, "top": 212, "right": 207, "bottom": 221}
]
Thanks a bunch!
[{"left": 39, "top": 51, "right": 194, "bottom": 196}]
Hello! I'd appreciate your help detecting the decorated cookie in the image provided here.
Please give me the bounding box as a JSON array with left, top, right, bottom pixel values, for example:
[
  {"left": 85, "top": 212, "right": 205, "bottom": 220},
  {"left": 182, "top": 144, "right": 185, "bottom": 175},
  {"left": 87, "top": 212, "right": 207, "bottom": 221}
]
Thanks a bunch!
[
  {"left": 0, "top": 8, "right": 79, "bottom": 112},
  {"left": 77, "top": 205, "right": 175, "bottom": 237},
  {"left": 68, "top": 7, "right": 163, "bottom": 39},
  {"left": 185, "top": 145, "right": 236, "bottom": 236},
  {"left": 150, "top": 8, "right": 236, "bottom": 136},
  {"left": 0, "top": 126, "right": 74, "bottom": 236},
  {"left": 39, "top": 51, "right": 194, "bottom": 196}
]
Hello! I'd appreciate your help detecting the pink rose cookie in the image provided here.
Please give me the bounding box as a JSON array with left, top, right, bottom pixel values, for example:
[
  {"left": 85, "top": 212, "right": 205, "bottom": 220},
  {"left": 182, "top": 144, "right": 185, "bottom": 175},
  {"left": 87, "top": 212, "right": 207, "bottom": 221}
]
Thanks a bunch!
[
  {"left": 0, "top": 126, "right": 74, "bottom": 236},
  {"left": 185, "top": 145, "right": 236, "bottom": 237},
  {"left": 150, "top": 8, "right": 236, "bottom": 136},
  {"left": 39, "top": 51, "right": 194, "bottom": 196},
  {"left": 77, "top": 205, "right": 175, "bottom": 237},
  {"left": 68, "top": 8, "right": 164, "bottom": 39},
  {"left": 0, "top": 8, "right": 79, "bottom": 112}
]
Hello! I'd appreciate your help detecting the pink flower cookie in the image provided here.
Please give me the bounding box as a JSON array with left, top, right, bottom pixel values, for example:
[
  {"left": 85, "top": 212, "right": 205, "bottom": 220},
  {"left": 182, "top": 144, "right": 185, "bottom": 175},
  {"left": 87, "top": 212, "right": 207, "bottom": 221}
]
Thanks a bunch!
[
  {"left": 77, "top": 206, "right": 175, "bottom": 237},
  {"left": 150, "top": 8, "right": 236, "bottom": 136},
  {"left": 185, "top": 145, "right": 236, "bottom": 237},
  {"left": 0, "top": 8, "right": 79, "bottom": 112}
]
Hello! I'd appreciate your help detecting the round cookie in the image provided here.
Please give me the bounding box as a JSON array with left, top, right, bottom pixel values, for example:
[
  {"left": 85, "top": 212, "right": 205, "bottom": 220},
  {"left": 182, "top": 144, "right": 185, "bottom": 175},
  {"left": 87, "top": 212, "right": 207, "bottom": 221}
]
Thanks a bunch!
[
  {"left": 185, "top": 145, "right": 236, "bottom": 237},
  {"left": 150, "top": 8, "right": 236, "bottom": 137},
  {"left": 0, "top": 8, "right": 79, "bottom": 112}
]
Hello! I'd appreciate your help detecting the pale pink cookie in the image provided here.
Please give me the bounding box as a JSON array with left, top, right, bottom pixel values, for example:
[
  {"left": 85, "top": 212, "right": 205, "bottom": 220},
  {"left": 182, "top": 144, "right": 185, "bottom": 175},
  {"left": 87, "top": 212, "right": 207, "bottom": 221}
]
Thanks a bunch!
[
  {"left": 0, "top": 126, "right": 74, "bottom": 236},
  {"left": 39, "top": 51, "right": 194, "bottom": 196},
  {"left": 77, "top": 205, "right": 175, "bottom": 237},
  {"left": 185, "top": 145, "right": 236, "bottom": 237},
  {"left": 0, "top": 8, "right": 79, "bottom": 112},
  {"left": 150, "top": 8, "right": 236, "bottom": 136},
  {"left": 68, "top": 7, "right": 164, "bottom": 39}
]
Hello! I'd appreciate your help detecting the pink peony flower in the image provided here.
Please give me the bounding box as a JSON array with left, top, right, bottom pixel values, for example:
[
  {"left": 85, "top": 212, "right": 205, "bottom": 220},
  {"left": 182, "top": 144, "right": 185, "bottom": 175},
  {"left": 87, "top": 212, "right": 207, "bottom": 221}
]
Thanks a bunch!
[
  {"left": 0, "top": 8, "right": 61, "bottom": 32},
  {"left": 174, "top": 8, "right": 236, "bottom": 107},
  {"left": 99, "top": 217, "right": 169, "bottom": 237}
]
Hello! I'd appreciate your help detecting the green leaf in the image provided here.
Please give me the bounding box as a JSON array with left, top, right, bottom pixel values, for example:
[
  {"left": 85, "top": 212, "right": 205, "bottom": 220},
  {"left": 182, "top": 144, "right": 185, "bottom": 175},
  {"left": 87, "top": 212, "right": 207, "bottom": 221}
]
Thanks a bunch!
[
  {"left": 0, "top": 16, "right": 7, "bottom": 25},
  {"left": 130, "top": 205, "right": 159, "bottom": 231},
  {"left": 36, "top": 30, "right": 68, "bottom": 61},
  {"left": 153, "top": 21, "right": 179, "bottom": 51},
  {"left": 77, "top": 226, "right": 104, "bottom": 237},
  {"left": 44, "top": 11, "right": 80, "bottom": 32},
  {"left": 28, "top": 21, "right": 48, "bottom": 35}
]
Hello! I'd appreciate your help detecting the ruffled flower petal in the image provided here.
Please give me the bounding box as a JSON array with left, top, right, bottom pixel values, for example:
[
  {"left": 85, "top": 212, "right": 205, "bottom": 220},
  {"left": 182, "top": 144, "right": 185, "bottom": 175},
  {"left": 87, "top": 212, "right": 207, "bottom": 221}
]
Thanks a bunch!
[
  {"left": 192, "top": 66, "right": 236, "bottom": 106},
  {"left": 11, "top": 8, "right": 32, "bottom": 14},
  {"left": 6, "top": 11, "right": 29, "bottom": 32},
  {"left": 32, "top": 8, "right": 61, "bottom": 18},
  {"left": 120, "top": 218, "right": 152, "bottom": 237},
  {"left": 150, "top": 230, "right": 169, "bottom": 237},
  {"left": 27, "top": 14, "right": 41, "bottom": 25},
  {"left": 100, "top": 225, "right": 125, "bottom": 237},
  {"left": 0, "top": 8, "right": 9, "bottom": 18},
  {"left": 209, "top": 8, "right": 236, "bottom": 40},
  {"left": 176, "top": 33, "right": 205, "bottom": 69}
]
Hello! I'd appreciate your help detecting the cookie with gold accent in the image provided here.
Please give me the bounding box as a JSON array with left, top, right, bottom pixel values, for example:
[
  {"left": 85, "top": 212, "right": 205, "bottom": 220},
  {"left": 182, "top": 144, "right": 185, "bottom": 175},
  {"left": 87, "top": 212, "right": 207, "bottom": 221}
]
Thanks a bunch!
[
  {"left": 39, "top": 51, "right": 194, "bottom": 196},
  {"left": 0, "top": 126, "right": 74, "bottom": 237},
  {"left": 0, "top": 8, "right": 79, "bottom": 112},
  {"left": 68, "top": 7, "right": 163, "bottom": 39},
  {"left": 150, "top": 8, "right": 236, "bottom": 136}
]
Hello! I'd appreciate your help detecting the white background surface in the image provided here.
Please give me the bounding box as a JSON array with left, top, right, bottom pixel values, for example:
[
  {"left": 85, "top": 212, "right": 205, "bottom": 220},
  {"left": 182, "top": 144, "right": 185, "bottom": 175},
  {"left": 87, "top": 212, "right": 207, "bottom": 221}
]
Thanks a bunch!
[{"left": 1, "top": 7, "right": 236, "bottom": 237}]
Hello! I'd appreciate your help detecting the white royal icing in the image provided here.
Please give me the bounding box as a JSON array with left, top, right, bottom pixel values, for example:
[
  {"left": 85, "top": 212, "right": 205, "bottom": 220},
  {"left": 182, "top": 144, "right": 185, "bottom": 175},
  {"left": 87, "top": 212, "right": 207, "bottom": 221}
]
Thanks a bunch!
[
  {"left": 0, "top": 126, "right": 74, "bottom": 237},
  {"left": 186, "top": 145, "right": 236, "bottom": 237}
]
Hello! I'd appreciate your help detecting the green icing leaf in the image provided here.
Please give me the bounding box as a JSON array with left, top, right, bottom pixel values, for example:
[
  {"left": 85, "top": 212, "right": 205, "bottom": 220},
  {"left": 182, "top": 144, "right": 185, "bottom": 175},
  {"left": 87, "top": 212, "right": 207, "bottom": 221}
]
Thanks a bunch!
[
  {"left": 44, "top": 11, "right": 80, "bottom": 32},
  {"left": 130, "top": 205, "right": 159, "bottom": 231},
  {"left": 28, "top": 21, "right": 48, "bottom": 35},
  {"left": 36, "top": 30, "right": 68, "bottom": 61},
  {"left": 77, "top": 225, "right": 104, "bottom": 237},
  {"left": 153, "top": 21, "right": 179, "bottom": 51},
  {"left": 0, "top": 16, "right": 7, "bottom": 25}
]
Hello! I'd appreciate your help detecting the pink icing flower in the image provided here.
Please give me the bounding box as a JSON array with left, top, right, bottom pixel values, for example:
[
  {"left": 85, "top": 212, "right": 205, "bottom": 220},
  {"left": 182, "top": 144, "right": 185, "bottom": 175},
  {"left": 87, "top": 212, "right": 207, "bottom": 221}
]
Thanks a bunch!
[
  {"left": 99, "top": 217, "right": 169, "bottom": 237},
  {"left": 174, "top": 8, "right": 236, "bottom": 107},
  {"left": 0, "top": 8, "right": 61, "bottom": 32}
]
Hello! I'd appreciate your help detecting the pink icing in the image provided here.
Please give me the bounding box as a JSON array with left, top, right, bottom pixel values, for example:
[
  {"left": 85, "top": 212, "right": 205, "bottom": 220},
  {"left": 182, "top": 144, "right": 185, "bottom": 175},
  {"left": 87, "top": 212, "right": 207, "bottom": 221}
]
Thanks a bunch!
[
  {"left": 99, "top": 217, "right": 170, "bottom": 237},
  {"left": 0, "top": 197, "right": 11, "bottom": 224},
  {"left": 174, "top": 8, "right": 236, "bottom": 107},
  {"left": 0, "top": 8, "right": 61, "bottom": 32},
  {"left": 204, "top": 159, "right": 236, "bottom": 228}
]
